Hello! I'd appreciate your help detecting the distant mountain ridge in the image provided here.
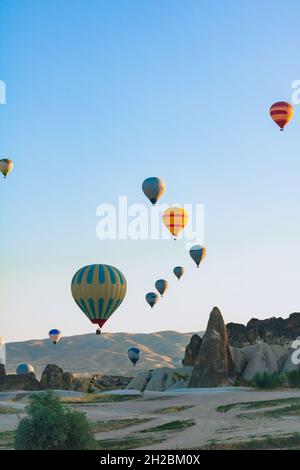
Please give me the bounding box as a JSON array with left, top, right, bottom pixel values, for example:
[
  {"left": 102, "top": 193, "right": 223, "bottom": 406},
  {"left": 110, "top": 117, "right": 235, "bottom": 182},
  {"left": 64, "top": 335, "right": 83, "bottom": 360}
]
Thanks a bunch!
[{"left": 5, "top": 331, "right": 202, "bottom": 377}]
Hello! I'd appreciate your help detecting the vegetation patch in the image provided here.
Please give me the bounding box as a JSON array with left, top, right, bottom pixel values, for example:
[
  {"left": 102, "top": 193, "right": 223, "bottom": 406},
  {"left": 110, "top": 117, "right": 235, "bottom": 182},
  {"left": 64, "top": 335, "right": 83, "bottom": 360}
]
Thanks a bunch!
[
  {"left": 12, "top": 393, "right": 29, "bottom": 402},
  {"left": 141, "top": 419, "right": 195, "bottom": 433},
  {"left": 251, "top": 370, "right": 300, "bottom": 389},
  {"left": 254, "top": 403, "right": 300, "bottom": 419},
  {"left": 93, "top": 418, "right": 153, "bottom": 432},
  {"left": 15, "top": 391, "right": 96, "bottom": 450},
  {"left": 61, "top": 393, "right": 142, "bottom": 405},
  {"left": 96, "top": 436, "right": 162, "bottom": 450},
  {"left": 0, "top": 431, "right": 14, "bottom": 449},
  {"left": 287, "top": 370, "right": 300, "bottom": 388},
  {"left": 203, "top": 432, "right": 300, "bottom": 450},
  {"left": 153, "top": 405, "right": 194, "bottom": 414},
  {"left": 252, "top": 371, "right": 287, "bottom": 389},
  {"left": 217, "top": 397, "right": 300, "bottom": 413},
  {"left": 145, "top": 395, "right": 174, "bottom": 401},
  {"left": 0, "top": 406, "right": 21, "bottom": 414}
]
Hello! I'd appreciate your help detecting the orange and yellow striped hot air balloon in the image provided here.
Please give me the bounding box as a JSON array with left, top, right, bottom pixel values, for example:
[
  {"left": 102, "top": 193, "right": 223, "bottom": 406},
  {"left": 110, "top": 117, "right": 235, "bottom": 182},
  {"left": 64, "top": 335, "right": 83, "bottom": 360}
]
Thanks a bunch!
[
  {"left": 162, "top": 207, "right": 188, "bottom": 239},
  {"left": 269, "top": 101, "right": 294, "bottom": 131},
  {"left": 0, "top": 159, "right": 13, "bottom": 178}
]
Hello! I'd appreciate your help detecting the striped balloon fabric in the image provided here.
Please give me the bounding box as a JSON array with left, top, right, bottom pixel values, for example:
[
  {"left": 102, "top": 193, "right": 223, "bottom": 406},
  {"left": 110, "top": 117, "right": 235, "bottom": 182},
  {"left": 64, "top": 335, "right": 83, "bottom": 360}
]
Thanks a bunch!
[
  {"left": 0, "top": 158, "right": 13, "bottom": 178},
  {"left": 71, "top": 264, "right": 127, "bottom": 331},
  {"left": 162, "top": 207, "right": 189, "bottom": 239},
  {"left": 269, "top": 101, "right": 294, "bottom": 131},
  {"left": 145, "top": 292, "right": 159, "bottom": 308}
]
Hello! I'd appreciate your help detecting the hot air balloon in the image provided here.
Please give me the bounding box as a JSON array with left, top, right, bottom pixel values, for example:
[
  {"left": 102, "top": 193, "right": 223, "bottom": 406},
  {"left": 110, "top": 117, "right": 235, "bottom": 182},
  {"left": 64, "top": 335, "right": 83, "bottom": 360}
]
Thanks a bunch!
[
  {"left": 270, "top": 101, "right": 294, "bottom": 131},
  {"left": 71, "top": 264, "right": 127, "bottom": 334},
  {"left": 0, "top": 159, "right": 13, "bottom": 178},
  {"left": 146, "top": 292, "right": 159, "bottom": 308},
  {"left": 128, "top": 347, "right": 141, "bottom": 366},
  {"left": 142, "top": 177, "right": 166, "bottom": 205},
  {"left": 173, "top": 266, "right": 184, "bottom": 280},
  {"left": 49, "top": 329, "right": 62, "bottom": 345},
  {"left": 189, "top": 245, "right": 206, "bottom": 267},
  {"left": 162, "top": 207, "right": 188, "bottom": 239},
  {"left": 155, "top": 279, "right": 168, "bottom": 297},
  {"left": 16, "top": 364, "right": 34, "bottom": 375}
]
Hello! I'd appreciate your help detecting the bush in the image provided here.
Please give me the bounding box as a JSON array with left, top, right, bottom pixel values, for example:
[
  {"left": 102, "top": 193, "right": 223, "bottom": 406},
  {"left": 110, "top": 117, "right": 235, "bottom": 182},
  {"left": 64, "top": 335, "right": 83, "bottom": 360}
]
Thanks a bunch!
[
  {"left": 287, "top": 370, "right": 300, "bottom": 388},
  {"left": 15, "top": 391, "right": 96, "bottom": 450},
  {"left": 252, "top": 371, "right": 287, "bottom": 389}
]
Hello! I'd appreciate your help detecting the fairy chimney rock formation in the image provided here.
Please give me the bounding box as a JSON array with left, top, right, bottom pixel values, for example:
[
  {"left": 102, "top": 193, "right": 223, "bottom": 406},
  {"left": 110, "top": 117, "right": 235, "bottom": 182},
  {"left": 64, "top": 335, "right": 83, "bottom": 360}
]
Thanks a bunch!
[
  {"left": 188, "top": 306, "right": 235, "bottom": 387},
  {"left": 182, "top": 334, "right": 202, "bottom": 366}
]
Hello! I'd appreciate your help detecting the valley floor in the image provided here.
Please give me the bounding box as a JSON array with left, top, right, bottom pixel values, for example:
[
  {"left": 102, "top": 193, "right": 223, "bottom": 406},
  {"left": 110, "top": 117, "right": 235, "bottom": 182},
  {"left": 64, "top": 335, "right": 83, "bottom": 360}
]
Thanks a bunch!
[{"left": 1, "top": 387, "right": 300, "bottom": 450}]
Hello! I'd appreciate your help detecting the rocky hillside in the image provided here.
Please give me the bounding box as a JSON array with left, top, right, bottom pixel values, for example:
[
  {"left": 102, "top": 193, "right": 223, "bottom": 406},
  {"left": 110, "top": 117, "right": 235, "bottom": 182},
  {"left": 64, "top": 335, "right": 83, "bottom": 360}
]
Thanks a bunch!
[
  {"left": 5, "top": 331, "right": 202, "bottom": 377},
  {"left": 129, "top": 308, "right": 300, "bottom": 391},
  {"left": 227, "top": 313, "right": 300, "bottom": 348}
]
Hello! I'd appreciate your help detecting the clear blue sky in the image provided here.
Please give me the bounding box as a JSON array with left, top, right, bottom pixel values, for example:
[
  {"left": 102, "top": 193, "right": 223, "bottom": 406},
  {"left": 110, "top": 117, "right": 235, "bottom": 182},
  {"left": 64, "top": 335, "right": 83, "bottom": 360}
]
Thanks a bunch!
[{"left": 1, "top": 0, "right": 300, "bottom": 342}]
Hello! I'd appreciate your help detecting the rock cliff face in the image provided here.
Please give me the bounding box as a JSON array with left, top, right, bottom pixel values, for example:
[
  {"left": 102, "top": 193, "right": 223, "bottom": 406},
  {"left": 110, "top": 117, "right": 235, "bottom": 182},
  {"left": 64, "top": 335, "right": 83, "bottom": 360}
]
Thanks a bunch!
[
  {"left": 227, "top": 313, "right": 300, "bottom": 348},
  {"left": 40, "top": 364, "right": 74, "bottom": 390},
  {"left": 92, "top": 375, "right": 132, "bottom": 390},
  {"left": 0, "top": 372, "right": 41, "bottom": 391},
  {"left": 182, "top": 334, "right": 202, "bottom": 366},
  {"left": 0, "top": 363, "right": 131, "bottom": 392},
  {"left": 188, "top": 307, "right": 235, "bottom": 387},
  {"left": 127, "top": 366, "right": 193, "bottom": 392},
  {"left": 0, "top": 364, "right": 6, "bottom": 383}
]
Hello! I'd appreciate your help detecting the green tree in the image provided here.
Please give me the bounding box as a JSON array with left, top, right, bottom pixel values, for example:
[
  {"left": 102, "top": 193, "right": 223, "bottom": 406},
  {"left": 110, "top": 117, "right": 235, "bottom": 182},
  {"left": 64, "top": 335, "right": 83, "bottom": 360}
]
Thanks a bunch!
[
  {"left": 287, "top": 370, "right": 300, "bottom": 388},
  {"left": 15, "top": 391, "right": 96, "bottom": 450},
  {"left": 252, "top": 371, "right": 287, "bottom": 389}
]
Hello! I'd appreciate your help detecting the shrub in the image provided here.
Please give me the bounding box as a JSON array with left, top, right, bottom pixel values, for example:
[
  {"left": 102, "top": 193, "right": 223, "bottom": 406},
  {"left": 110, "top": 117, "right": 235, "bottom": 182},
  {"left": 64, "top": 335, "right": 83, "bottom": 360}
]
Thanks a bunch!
[
  {"left": 15, "top": 391, "right": 96, "bottom": 450},
  {"left": 252, "top": 371, "right": 287, "bottom": 389},
  {"left": 287, "top": 370, "right": 300, "bottom": 388}
]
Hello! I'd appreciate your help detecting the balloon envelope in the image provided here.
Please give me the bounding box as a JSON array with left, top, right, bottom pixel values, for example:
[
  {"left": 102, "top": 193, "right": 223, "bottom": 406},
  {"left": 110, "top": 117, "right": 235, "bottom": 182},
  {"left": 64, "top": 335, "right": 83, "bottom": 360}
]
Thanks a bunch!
[
  {"left": 155, "top": 279, "right": 168, "bottom": 297},
  {"left": 146, "top": 292, "right": 159, "bottom": 308},
  {"left": 142, "top": 177, "right": 166, "bottom": 205},
  {"left": 0, "top": 159, "right": 13, "bottom": 178},
  {"left": 270, "top": 101, "right": 294, "bottom": 130},
  {"left": 173, "top": 266, "right": 184, "bottom": 280},
  {"left": 128, "top": 347, "right": 141, "bottom": 366},
  {"left": 162, "top": 207, "right": 188, "bottom": 238},
  {"left": 16, "top": 363, "right": 34, "bottom": 375},
  {"left": 49, "top": 329, "right": 62, "bottom": 344},
  {"left": 71, "top": 264, "right": 127, "bottom": 332},
  {"left": 189, "top": 245, "right": 206, "bottom": 267}
]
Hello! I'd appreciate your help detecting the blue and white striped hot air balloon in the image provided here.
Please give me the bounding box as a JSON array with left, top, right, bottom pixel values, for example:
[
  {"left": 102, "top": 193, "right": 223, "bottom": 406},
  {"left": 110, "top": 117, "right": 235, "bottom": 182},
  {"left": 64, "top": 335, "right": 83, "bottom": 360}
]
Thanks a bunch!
[
  {"left": 127, "top": 347, "right": 141, "bottom": 366},
  {"left": 49, "top": 329, "right": 62, "bottom": 345}
]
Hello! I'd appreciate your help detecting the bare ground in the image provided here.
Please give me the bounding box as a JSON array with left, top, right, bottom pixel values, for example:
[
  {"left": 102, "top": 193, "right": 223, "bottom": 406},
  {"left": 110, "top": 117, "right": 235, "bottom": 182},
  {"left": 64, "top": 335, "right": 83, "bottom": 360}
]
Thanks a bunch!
[{"left": 1, "top": 388, "right": 300, "bottom": 449}]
